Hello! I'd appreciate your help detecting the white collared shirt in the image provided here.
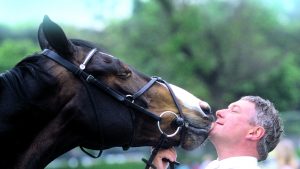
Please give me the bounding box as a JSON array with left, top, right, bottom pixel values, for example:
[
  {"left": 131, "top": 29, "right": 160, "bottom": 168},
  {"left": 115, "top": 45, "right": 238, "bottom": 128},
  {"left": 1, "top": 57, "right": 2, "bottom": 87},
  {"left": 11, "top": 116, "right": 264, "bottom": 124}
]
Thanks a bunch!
[{"left": 205, "top": 156, "right": 261, "bottom": 169}]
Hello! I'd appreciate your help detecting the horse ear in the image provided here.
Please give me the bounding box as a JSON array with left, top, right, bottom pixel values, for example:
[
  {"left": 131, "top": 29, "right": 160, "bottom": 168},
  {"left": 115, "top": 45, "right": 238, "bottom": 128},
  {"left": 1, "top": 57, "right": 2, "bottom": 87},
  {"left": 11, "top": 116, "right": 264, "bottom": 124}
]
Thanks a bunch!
[{"left": 38, "top": 15, "right": 74, "bottom": 57}]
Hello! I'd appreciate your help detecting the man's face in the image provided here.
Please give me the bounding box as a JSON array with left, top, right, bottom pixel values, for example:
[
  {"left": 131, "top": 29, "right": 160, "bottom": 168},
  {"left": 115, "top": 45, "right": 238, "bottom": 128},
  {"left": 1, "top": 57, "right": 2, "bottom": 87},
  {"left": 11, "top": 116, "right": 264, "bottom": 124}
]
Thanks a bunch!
[{"left": 209, "top": 99, "right": 257, "bottom": 145}]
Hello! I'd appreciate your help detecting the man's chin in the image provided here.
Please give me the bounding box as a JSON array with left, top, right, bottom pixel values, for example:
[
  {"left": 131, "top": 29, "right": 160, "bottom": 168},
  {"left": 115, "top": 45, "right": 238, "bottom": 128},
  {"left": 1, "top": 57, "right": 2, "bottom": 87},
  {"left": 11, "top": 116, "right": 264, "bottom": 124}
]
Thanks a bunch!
[{"left": 209, "top": 122, "right": 216, "bottom": 131}]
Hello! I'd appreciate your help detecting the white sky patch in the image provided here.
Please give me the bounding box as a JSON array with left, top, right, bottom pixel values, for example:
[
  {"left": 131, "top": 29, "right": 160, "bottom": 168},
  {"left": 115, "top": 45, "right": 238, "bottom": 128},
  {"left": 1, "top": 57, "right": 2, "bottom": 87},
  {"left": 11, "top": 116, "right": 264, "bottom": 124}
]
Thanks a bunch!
[{"left": 0, "top": 0, "right": 133, "bottom": 30}]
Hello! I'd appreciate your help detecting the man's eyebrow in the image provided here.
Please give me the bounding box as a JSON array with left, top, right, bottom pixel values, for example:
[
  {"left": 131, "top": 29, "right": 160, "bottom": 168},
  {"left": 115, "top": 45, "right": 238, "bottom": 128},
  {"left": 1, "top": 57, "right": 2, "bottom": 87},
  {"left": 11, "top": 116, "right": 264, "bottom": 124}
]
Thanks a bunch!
[{"left": 228, "top": 104, "right": 241, "bottom": 110}]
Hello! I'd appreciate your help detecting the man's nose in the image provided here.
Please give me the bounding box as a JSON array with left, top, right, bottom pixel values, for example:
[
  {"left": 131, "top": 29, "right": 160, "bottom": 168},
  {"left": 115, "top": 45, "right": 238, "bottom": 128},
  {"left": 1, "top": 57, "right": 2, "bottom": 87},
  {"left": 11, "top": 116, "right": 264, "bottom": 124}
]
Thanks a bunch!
[{"left": 215, "top": 109, "right": 226, "bottom": 118}]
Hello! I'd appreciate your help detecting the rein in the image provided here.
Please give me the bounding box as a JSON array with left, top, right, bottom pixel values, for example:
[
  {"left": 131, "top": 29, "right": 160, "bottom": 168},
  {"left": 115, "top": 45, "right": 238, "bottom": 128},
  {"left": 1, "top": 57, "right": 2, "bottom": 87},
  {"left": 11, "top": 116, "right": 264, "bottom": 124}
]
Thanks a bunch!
[{"left": 41, "top": 48, "right": 183, "bottom": 169}]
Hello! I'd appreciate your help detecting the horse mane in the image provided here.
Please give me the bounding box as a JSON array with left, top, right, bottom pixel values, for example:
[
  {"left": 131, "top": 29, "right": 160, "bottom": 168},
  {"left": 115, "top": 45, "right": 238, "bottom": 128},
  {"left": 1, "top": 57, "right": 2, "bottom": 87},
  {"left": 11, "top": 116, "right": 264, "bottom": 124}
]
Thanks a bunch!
[
  {"left": 1, "top": 69, "right": 28, "bottom": 100},
  {"left": 1, "top": 55, "right": 38, "bottom": 97},
  {"left": 1, "top": 53, "right": 57, "bottom": 103}
]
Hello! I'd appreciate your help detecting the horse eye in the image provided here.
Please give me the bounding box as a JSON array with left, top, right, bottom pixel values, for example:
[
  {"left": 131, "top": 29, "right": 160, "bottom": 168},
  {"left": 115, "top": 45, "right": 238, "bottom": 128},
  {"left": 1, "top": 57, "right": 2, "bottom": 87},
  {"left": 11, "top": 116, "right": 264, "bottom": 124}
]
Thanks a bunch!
[{"left": 117, "top": 71, "right": 131, "bottom": 79}]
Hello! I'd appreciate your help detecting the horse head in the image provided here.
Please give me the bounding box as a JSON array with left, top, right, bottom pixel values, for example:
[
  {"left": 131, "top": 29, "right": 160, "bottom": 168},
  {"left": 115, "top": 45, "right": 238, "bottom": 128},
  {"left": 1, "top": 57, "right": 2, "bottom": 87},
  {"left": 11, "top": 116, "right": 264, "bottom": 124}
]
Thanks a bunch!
[{"left": 4, "top": 16, "right": 214, "bottom": 169}]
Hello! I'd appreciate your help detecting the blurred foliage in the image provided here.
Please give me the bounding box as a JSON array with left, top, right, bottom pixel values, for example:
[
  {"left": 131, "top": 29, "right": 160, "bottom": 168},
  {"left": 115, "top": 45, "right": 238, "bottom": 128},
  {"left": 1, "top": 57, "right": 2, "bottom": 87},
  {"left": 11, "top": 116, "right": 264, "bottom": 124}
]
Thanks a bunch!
[
  {"left": 99, "top": 0, "right": 300, "bottom": 111},
  {"left": 0, "top": 39, "right": 38, "bottom": 70}
]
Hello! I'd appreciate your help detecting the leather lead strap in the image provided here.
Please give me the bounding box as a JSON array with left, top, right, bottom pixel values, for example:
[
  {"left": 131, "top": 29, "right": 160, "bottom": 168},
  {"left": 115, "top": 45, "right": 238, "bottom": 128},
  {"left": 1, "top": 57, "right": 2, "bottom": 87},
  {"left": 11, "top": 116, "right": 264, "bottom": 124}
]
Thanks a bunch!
[{"left": 142, "top": 134, "right": 167, "bottom": 169}]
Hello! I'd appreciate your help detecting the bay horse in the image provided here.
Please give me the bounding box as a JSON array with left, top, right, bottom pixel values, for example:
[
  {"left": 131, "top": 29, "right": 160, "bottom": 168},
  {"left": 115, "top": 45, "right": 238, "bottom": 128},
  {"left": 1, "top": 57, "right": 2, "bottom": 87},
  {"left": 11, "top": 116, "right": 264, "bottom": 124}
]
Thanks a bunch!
[{"left": 0, "top": 16, "right": 214, "bottom": 169}]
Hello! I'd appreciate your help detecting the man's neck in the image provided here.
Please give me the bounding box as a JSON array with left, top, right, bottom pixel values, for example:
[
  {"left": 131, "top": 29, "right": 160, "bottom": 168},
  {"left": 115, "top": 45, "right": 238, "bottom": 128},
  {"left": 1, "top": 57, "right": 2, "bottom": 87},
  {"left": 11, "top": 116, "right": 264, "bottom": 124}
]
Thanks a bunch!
[{"left": 213, "top": 142, "right": 259, "bottom": 160}]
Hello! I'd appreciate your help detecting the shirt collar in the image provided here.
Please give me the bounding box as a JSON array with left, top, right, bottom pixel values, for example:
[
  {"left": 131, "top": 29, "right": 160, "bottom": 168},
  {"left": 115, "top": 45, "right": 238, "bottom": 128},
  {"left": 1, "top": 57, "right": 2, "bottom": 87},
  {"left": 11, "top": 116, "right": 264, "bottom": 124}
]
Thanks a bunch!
[{"left": 218, "top": 156, "right": 258, "bottom": 168}]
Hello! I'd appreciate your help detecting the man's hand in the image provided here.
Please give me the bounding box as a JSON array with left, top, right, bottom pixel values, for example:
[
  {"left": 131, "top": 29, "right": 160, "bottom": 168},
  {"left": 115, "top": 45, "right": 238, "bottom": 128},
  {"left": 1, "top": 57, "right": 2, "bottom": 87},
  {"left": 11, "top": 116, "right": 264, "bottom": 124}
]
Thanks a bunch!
[{"left": 152, "top": 147, "right": 177, "bottom": 169}]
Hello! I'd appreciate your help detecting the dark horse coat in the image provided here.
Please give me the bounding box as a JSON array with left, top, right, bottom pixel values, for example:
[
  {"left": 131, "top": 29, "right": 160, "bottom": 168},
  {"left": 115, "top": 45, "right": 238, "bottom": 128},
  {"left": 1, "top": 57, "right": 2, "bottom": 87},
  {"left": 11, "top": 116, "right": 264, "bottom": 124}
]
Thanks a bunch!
[{"left": 0, "top": 16, "right": 214, "bottom": 169}]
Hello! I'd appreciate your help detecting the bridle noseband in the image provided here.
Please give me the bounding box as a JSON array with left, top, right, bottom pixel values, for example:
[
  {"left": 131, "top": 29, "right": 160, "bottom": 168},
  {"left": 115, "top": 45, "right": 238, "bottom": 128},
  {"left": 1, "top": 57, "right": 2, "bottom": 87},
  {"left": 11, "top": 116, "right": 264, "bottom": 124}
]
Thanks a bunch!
[{"left": 41, "top": 48, "right": 193, "bottom": 169}]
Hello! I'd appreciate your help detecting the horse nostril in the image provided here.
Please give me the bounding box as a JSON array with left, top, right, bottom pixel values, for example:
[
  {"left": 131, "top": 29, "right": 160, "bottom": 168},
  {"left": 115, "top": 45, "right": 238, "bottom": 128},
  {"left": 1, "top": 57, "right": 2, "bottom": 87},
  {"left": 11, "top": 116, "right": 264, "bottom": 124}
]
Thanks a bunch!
[
  {"left": 202, "top": 106, "right": 216, "bottom": 122},
  {"left": 199, "top": 101, "right": 211, "bottom": 115},
  {"left": 203, "top": 106, "right": 211, "bottom": 115}
]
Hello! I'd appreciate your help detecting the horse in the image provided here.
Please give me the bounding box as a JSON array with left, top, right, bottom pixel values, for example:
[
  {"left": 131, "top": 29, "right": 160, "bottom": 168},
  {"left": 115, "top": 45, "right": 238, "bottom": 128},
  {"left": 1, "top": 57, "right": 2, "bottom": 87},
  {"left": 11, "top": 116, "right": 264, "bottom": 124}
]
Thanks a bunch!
[{"left": 0, "top": 16, "right": 214, "bottom": 169}]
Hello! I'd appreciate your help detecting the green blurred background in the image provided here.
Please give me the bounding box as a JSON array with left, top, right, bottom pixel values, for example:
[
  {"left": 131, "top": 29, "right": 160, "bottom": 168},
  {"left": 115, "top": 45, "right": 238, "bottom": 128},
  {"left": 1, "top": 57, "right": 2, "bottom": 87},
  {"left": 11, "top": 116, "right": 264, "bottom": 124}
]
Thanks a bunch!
[{"left": 1, "top": 0, "right": 300, "bottom": 168}]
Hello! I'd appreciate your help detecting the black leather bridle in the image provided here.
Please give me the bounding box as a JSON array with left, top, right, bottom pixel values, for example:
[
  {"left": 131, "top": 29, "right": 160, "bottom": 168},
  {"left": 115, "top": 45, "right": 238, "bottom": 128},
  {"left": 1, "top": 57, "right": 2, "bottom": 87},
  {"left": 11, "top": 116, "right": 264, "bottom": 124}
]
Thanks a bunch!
[{"left": 41, "top": 48, "right": 191, "bottom": 169}]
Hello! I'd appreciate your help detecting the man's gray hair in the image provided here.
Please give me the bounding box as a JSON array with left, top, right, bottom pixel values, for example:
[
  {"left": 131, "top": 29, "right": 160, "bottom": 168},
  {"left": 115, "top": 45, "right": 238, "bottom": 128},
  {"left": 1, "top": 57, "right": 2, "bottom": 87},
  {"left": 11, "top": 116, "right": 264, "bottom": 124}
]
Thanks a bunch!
[{"left": 241, "top": 96, "right": 283, "bottom": 161}]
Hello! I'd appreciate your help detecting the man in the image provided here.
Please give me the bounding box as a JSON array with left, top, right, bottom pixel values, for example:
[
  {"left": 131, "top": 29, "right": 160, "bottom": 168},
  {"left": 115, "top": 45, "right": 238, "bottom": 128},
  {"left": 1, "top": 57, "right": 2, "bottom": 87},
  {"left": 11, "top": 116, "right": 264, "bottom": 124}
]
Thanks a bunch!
[{"left": 153, "top": 96, "right": 283, "bottom": 169}]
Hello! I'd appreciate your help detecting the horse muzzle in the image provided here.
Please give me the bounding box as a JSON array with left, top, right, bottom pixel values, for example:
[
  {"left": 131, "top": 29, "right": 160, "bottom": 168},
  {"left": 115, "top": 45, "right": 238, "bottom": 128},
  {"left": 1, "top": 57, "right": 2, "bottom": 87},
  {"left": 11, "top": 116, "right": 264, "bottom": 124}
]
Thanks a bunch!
[{"left": 176, "top": 112, "right": 214, "bottom": 150}]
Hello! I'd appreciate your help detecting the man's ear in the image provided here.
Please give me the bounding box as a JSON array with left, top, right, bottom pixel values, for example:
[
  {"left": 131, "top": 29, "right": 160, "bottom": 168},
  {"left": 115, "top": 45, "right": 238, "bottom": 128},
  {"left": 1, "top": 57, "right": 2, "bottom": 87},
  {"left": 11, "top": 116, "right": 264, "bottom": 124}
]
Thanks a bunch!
[{"left": 246, "top": 126, "right": 265, "bottom": 141}]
